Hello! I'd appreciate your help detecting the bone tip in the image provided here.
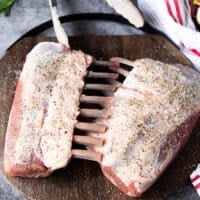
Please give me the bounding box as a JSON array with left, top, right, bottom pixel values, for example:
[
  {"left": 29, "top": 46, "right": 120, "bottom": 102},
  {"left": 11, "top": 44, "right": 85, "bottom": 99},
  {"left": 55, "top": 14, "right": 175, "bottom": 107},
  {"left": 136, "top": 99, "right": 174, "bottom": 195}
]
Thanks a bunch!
[{"left": 72, "top": 150, "right": 102, "bottom": 163}]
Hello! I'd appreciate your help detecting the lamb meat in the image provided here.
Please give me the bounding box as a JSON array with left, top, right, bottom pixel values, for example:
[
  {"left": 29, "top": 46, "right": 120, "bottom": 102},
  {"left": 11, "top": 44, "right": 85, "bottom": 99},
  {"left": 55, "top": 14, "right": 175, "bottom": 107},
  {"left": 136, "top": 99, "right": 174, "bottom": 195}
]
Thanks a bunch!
[
  {"left": 4, "top": 41, "right": 93, "bottom": 178},
  {"left": 4, "top": 0, "right": 116, "bottom": 177},
  {"left": 74, "top": 58, "right": 200, "bottom": 197},
  {"left": 99, "top": 58, "right": 200, "bottom": 196}
]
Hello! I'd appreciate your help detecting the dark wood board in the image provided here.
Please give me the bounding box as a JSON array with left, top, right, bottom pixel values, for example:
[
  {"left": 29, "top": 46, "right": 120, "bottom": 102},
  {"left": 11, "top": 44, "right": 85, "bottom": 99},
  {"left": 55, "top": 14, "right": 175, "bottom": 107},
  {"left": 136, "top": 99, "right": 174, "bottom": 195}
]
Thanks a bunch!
[{"left": 0, "top": 35, "right": 199, "bottom": 200}]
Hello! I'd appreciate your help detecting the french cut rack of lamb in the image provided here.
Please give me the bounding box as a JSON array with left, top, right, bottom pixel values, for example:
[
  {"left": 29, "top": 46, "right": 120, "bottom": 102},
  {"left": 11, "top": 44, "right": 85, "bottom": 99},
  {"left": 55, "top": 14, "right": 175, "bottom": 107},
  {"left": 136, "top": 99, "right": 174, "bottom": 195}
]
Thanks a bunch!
[
  {"left": 74, "top": 58, "right": 200, "bottom": 197},
  {"left": 4, "top": 0, "right": 116, "bottom": 177},
  {"left": 4, "top": 41, "right": 94, "bottom": 177}
]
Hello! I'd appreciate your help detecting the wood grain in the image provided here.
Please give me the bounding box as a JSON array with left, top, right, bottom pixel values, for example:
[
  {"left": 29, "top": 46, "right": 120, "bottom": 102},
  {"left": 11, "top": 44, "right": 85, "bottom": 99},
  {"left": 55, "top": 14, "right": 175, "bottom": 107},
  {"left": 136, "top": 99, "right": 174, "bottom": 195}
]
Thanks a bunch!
[{"left": 0, "top": 35, "right": 199, "bottom": 200}]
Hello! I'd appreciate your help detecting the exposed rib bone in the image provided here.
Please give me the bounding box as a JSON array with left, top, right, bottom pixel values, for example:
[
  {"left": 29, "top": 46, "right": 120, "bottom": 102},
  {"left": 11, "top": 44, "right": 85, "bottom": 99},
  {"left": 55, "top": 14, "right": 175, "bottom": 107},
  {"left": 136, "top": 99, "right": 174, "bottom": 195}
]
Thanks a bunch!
[
  {"left": 93, "top": 60, "right": 114, "bottom": 67},
  {"left": 80, "top": 95, "right": 113, "bottom": 105},
  {"left": 85, "top": 84, "right": 117, "bottom": 91},
  {"left": 106, "top": 79, "right": 121, "bottom": 87},
  {"left": 93, "top": 60, "right": 128, "bottom": 76},
  {"left": 110, "top": 57, "right": 135, "bottom": 68},
  {"left": 72, "top": 149, "right": 102, "bottom": 162},
  {"left": 75, "top": 122, "right": 107, "bottom": 133},
  {"left": 88, "top": 71, "right": 119, "bottom": 79},
  {"left": 80, "top": 109, "right": 110, "bottom": 118},
  {"left": 109, "top": 65, "right": 129, "bottom": 77},
  {"left": 49, "top": 0, "right": 70, "bottom": 48},
  {"left": 73, "top": 135, "right": 104, "bottom": 146}
]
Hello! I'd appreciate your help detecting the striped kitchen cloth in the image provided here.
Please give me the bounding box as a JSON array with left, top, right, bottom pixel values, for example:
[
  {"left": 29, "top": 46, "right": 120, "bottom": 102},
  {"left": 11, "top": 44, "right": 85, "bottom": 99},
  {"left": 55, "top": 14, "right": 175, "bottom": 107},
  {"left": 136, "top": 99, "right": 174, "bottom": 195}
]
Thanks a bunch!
[
  {"left": 190, "top": 164, "right": 200, "bottom": 196},
  {"left": 138, "top": 0, "right": 200, "bottom": 71}
]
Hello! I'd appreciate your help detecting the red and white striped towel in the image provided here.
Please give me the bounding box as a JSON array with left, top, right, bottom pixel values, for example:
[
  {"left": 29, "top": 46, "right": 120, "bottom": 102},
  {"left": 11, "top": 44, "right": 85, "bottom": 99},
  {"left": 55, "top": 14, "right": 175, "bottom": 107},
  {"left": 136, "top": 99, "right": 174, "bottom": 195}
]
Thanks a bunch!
[
  {"left": 138, "top": 0, "right": 200, "bottom": 70},
  {"left": 190, "top": 164, "right": 200, "bottom": 196}
]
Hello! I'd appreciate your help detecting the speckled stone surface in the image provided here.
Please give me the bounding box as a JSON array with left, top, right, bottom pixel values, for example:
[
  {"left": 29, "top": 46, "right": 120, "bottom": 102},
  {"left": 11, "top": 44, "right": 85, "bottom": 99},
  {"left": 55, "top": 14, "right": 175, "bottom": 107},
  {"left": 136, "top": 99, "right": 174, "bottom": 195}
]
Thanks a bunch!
[
  {"left": 0, "top": 0, "right": 199, "bottom": 199},
  {"left": 0, "top": 176, "right": 26, "bottom": 200},
  {"left": 0, "top": 0, "right": 143, "bottom": 57}
]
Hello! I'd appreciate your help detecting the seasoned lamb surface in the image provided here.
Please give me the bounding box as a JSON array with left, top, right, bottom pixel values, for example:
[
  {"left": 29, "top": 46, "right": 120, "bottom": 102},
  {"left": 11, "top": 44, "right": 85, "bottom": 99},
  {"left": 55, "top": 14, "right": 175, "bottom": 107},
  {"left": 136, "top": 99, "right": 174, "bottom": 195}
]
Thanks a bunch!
[
  {"left": 94, "top": 59, "right": 200, "bottom": 197},
  {"left": 4, "top": 42, "right": 92, "bottom": 177}
]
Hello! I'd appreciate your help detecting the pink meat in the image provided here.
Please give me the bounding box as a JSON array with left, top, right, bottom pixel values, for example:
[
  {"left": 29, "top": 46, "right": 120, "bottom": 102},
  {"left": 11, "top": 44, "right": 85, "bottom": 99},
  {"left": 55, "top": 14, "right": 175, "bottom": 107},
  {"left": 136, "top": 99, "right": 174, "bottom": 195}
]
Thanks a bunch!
[
  {"left": 4, "top": 42, "right": 92, "bottom": 178},
  {"left": 93, "top": 59, "right": 200, "bottom": 197}
]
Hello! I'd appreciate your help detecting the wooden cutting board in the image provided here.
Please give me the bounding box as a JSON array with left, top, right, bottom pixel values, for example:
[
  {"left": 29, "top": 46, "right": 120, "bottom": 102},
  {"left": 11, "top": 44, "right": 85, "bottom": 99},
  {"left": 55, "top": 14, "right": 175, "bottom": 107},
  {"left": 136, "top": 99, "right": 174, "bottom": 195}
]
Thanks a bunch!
[{"left": 0, "top": 35, "right": 199, "bottom": 200}]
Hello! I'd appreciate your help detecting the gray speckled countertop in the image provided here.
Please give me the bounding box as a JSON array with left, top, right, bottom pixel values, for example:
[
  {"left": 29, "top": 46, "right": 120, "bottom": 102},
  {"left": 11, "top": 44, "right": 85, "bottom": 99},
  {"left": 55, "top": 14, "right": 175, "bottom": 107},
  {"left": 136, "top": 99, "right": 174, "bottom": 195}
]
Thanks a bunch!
[
  {"left": 0, "top": 0, "right": 199, "bottom": 199},
  {"left": 0, "top": 0, "right": 143, "bottom": 57}
]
